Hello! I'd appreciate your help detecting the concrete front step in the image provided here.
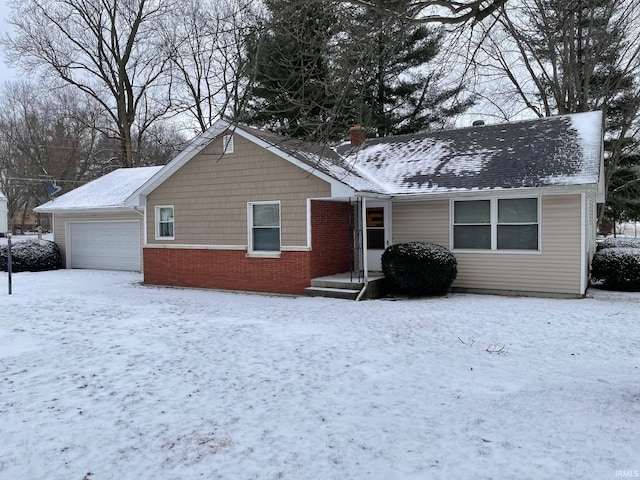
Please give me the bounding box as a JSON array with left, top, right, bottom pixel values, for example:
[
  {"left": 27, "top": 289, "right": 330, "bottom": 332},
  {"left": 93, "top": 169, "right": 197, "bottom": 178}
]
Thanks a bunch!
[
  {"left": 310, "top": 278, "right": 365, "bottom": 290},
  {"left": 306, "top": 273, "right": 387, "bottom": 300},
  {"left": 304, "top": 286, "right": 362, "bottom": 300}
]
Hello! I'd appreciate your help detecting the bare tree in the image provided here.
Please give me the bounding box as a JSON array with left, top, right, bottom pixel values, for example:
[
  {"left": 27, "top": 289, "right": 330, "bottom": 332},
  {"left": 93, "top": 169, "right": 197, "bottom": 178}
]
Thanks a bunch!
[
  {"left": 135, "top": 121, "right": 189, "bottom": 166},
  {"left": 162, "top": 0, "right": 257, "bottom": 133},
  {"left": 464, "top": 0, "right": 640, "bottom": 216},
  {"left": 312, "top": 0, "right": 508, "bottom": 25},
  {"left": 0, "top": 81, "right": 107, "bottom": 231},
  {"left": 159, "top": 0, "right": 504, "bottom": 139},
  {"left": 3, "top": 0, "right": 174, "bottom": 168}
]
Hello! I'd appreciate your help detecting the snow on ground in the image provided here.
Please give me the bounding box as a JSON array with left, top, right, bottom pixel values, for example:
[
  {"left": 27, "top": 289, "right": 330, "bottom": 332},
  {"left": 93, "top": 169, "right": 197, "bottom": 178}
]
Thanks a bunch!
[{"left": 1, "top": 270, "right": 639, "bottom": 480}]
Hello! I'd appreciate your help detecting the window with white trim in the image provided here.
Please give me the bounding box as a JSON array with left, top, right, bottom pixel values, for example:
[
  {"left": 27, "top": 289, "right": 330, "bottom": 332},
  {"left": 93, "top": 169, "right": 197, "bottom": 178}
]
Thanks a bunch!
[
  {"left": 223, "top": 134, "right": 234, "bottom": 154},
  {"left": 453, "top": 199, "right": 491, "bottom": 249},
  {"left": 155, "top": 206, "right": 174, "bottom": 239},
  {"left": 497, "top": 198, "right": 538, "bottom": 250},
  {"left": 453, "top": 198, "right": 539, "bottom": 251},
  {"left": 248, "top": 202, "right": 280, "bottom": 252}
]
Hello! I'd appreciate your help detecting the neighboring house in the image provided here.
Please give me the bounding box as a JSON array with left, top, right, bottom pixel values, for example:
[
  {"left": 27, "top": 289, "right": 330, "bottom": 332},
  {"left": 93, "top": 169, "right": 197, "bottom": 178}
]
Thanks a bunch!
[
  {"left": 9, "top": 209, "right": 50, "bottom": 234},
  {"left": 35, "top": 111, "right": 604, "bottom": 298},
  {"left": 34, "top": 167, "right": 162, "bottom": 271},
  {"left": 0, "top": 191, "right": 7, "bottom": 236}
]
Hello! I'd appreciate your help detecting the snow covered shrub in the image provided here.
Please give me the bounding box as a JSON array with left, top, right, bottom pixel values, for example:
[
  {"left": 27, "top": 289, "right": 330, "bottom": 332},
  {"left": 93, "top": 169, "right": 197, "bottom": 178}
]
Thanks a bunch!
[
  {"left": 382, "top": 242, "right": 457, "bottom": 296},
  {"left": 591, "top": 247, "right": 640, "bottom": 291},
  {"left": 596, "top": 237, "right": 640, "bottom": 251},
  {"left": 0, "top": 239, "right": 62, "bottom": 272}
]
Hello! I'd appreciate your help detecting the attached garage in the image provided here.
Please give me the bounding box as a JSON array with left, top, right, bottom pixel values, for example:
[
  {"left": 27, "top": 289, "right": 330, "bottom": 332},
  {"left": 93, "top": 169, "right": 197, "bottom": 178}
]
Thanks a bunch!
[
  {"left": 34, "top": 166, "right": 163, "bottom": 273},
  {"left": 67, "top": 221, "right": 141, "bottom": 271}
]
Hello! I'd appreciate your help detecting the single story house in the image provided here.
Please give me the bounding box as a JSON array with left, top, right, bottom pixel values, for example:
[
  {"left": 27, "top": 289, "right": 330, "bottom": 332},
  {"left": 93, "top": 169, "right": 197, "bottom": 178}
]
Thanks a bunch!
[
  {"left": 36, "top": 111, "right": 604, "bottom": 298},
  {"left": 0, "top": 191, "right": 7, "bottom": 236},
  {"left": 9, "top": 209, "right": 51, "bottom": 234}
]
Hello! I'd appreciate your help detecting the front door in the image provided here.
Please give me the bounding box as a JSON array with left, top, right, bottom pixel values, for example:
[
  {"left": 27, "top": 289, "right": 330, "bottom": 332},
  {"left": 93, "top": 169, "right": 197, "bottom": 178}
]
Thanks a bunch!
[{"left": 366, "top": 203, "right": 390, "bottom": 271}]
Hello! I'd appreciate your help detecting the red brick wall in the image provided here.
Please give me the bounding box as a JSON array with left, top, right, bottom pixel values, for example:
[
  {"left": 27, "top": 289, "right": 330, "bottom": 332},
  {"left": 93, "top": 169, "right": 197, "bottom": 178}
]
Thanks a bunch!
[
  {"left": 143, "top": 200, "right": 353, "bottom": 295},
  {"left": 310, "top": 200, "right": 352, "bottom": 278},
  {"left": 144, "top": 248, "right": 312, "bottom": 295}
]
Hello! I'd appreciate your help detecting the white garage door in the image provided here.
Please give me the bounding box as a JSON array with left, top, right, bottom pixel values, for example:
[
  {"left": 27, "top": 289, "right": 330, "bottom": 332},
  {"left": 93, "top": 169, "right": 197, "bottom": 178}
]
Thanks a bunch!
[{"left": 69, "top": 221, "right": 141, "bottom": 271}]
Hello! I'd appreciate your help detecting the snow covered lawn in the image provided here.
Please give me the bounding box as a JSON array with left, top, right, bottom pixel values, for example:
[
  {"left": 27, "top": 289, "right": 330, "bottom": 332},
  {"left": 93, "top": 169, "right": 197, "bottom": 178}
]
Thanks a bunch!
[{"left": 1, "top": 270, "right": 639, "bottom": 479}]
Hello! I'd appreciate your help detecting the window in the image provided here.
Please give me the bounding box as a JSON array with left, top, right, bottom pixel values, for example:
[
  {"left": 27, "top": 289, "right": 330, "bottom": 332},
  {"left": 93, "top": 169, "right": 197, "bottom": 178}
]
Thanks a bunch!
[
  {"left": 497, "top": 198, "right": 538, "bottom": 250},
  {"left": 223, "top": 134, "right": 234, "bottom": 154},
  {"left": 453, "top": 200, "right": 491, "bottom": 249},
  {"left": 155, "top": 206, "right": 174, "bottom": 239},
  {"left": 366, "top": 207, "right": 385, "bottom": 249},
  {"left": 249, "top": 202, "right": 280, "bottom": 252},
  {"left": 453, "top": 198, "right": 539, "bottom": 251}
]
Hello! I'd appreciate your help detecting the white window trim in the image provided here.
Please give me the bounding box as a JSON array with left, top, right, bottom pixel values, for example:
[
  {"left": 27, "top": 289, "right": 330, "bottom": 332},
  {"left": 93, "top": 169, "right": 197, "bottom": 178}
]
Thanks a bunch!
[
  {"left": 247, "top": 201, "right": 281, "bottom": 255},
  {"left": 155, "top": 205, "right": 175, "bottom": 240},
  {"left": 223, "top": 134, "right": 234, "bottom": 154},
  {"left": 450, "top": 196, "right": 541, "bottom": 254}
]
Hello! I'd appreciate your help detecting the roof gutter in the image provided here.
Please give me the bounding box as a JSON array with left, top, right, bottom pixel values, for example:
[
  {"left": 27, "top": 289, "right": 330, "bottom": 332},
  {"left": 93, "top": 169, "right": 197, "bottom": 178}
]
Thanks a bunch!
[
  {"left": 386, "top": 184, "right": 598, "bottom": 202},
  {"left": 33, "top": 205, "right": 135, "bottom": 215},
  {"left": 355, "top": 191, "right": 392, "bottom": 199}
]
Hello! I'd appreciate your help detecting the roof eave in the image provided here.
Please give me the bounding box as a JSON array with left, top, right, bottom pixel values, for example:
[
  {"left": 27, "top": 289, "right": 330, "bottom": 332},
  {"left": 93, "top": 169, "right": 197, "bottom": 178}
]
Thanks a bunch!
[
  {"left": 387, "top": 183, "right": 599, "bottom": 201},
  {"left": 33, "top": 205, "right": 137, "bottom": 214}
]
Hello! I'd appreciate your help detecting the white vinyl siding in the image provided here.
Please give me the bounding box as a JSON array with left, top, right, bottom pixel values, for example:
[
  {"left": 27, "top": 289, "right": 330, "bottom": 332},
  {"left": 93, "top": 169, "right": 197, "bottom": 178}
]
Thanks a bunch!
[
  {"left": 392, "top": 194, "right": 584, "bottom": 296},
  {"left": 583, "top": 191, "right": 598, "bottom": 289}
]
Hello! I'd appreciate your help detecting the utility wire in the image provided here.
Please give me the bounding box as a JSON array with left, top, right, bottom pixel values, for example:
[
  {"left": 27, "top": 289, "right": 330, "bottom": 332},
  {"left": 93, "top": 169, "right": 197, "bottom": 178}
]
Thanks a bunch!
[{"left": 2, "top": 176, "right": 86, "bottom": 183}]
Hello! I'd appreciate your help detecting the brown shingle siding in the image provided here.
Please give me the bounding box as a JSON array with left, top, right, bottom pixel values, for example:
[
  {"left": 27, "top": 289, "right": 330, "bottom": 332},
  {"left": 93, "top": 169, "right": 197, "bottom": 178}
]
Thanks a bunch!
[{"left": 147, "top": 134, "right": 331, "bottom": 247}]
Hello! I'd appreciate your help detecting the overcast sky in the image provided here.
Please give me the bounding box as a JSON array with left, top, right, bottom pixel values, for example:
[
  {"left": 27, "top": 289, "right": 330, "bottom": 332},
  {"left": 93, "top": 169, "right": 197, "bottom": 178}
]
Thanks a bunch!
[{"left": 0, "top": 0, "right": 19, "bottom": 84}]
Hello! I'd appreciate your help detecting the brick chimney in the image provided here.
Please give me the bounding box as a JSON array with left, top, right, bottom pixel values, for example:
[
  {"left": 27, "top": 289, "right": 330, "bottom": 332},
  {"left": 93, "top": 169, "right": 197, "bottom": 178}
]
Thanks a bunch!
[{"left": 349, "top": 123, "right": 366, "bottom": 147}]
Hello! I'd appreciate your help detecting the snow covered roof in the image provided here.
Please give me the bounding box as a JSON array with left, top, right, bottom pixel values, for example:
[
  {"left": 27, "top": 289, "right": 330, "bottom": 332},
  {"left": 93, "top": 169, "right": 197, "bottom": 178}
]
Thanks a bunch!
[
  {"left": 45, "top": 111, "right": 602, "bottom": 212},
  {"left": 235, "top": 111, "right": 603, "bottom": 196},
  {"left": 35, "top": 166, "right": 163, "bottom": 212},
  {"left": 0, "top": 191, "right": 6, "bottom": 201}
]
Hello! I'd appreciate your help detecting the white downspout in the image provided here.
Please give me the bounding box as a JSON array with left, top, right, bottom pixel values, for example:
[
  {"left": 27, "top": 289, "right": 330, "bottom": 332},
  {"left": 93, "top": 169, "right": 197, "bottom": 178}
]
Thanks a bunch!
[
  {"left": 580, "top": 192, "right": 587, "bottom": 295},
  {"left": 361, "top": 196, "right": 368, "bottom": 285}
]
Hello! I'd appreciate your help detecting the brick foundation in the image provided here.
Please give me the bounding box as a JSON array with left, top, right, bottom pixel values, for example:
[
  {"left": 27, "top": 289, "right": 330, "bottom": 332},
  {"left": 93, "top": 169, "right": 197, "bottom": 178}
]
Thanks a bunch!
[
  {"left": 144, "top": 248, "right": 312, "bottom": 295},
  {"left": 143, "top": 200, "right": 353, "bottom": 295}
]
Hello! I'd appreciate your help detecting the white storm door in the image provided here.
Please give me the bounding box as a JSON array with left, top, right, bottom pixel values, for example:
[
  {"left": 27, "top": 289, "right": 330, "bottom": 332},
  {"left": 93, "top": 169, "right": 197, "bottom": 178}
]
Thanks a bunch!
[{"left": 365, "top": 202, "right": 390, "bottom": 271}]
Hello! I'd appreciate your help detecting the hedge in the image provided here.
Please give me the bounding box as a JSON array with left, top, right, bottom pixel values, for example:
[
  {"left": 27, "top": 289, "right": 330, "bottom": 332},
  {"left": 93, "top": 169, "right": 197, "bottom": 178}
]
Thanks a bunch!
[
  {"left": 382, "top": 242, "right": 457, "bottom": 296},
  {"left": 0, "top": 239, "right": 63, "bottom": 272},
  {"left": 591, "top": 247, "right": 640, "bottom": 291},
  {"left": 596, "top": 237, "right": 640, "bottom": 252}
]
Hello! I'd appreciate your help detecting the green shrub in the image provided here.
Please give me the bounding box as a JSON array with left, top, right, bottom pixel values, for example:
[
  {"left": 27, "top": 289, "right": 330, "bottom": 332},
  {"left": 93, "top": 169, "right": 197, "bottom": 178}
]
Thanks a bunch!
[
  {"left": 382, "top": 242, "right": 457, "bottom": 296},
  {"left": 596, "top": 237, "right": 640, "bottom": 251},
  {"left": 591, "top": 247, "right": 640, "bottom": 291},
  {"left": 0, "top": 239, "right": 63, "bottom": 272}
]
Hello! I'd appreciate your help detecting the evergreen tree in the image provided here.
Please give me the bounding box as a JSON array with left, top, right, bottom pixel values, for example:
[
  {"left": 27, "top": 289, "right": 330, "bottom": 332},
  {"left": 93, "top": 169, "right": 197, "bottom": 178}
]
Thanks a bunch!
[
  {"left": 341, "top": 2, "right": 474, "bottom": 136},
  {"left": 243, "top": 0, "right": 473, "bottom": 140},
  {"left": 242, "top": 0, "right": 339, "bottom": 140}
]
